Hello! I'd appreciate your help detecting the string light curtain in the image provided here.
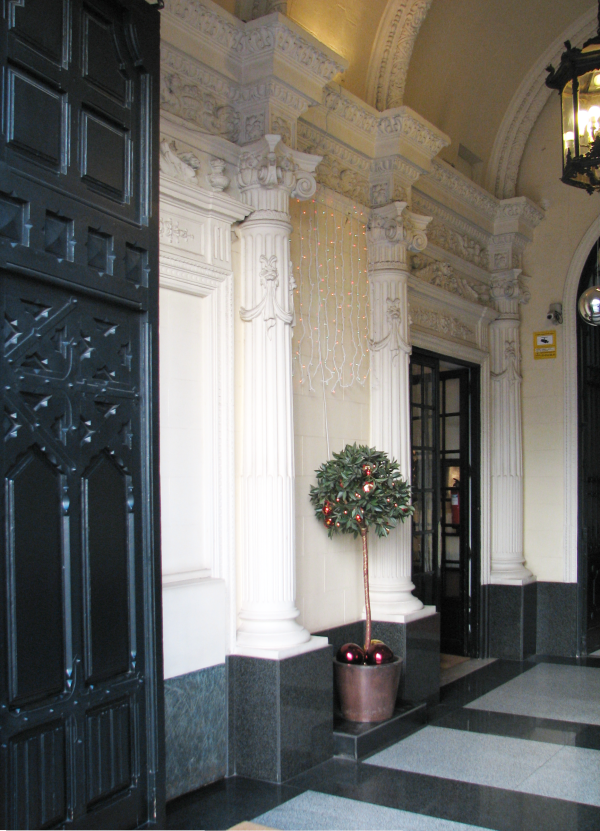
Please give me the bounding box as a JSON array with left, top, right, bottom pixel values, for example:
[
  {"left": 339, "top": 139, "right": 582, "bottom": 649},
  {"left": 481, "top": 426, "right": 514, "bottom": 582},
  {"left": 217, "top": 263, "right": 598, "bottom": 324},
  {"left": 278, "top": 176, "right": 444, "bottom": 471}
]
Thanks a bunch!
[{"left": 291, "top": 193, "right": 370, "bottom": 394}]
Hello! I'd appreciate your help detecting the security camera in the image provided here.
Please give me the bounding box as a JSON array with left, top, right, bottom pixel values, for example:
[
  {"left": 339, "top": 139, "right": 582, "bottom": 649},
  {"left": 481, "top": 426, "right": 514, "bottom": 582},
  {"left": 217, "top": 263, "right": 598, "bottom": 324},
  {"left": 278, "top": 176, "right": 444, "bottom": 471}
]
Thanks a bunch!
[{"left": 547, "top": 302, "right": 563, "bottom": 325}]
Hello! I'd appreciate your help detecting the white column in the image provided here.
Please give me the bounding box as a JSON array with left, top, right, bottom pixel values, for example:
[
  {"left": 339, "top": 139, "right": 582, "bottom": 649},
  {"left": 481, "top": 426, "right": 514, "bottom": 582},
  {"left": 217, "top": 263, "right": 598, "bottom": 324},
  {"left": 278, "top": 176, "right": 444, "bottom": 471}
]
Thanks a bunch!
[
  {"left": 489, "top": 270, "right": 535, "bottom": 585},
  {"left": 235, "top": 135, "right": 326, "bottom": 657},
  {"left": 367, "top": 202, "right": 436, "bottom": 621}
]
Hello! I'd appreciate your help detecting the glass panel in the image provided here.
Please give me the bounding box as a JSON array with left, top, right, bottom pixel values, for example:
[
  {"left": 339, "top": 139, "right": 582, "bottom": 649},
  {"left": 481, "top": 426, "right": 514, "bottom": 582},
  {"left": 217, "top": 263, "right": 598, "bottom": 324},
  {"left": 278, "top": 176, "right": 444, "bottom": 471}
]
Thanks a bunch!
[
  {"left": 445, "top": 415, "right": 460, "bottom": 451},
  {"left": 412, "top": 534, "right": 423, "bottom": 572},
  {"left": 412, "top": 412, "right": 422, "bottom": 446},
  {"left": 423, "top": 450, "right": 433, "bottom": 489},
  {"left": 411, "top": 373, "right": 422, "bottom": 404},
  {"left": 424, "top": 491, "right": 433, "bottom": 531},
  {"left": 412, "top": 450, "right": 422, "bottom": 489},
  {"left": 562, "top": 80, "right": 575, "bottom": 168},
  {"left": 422, "top": 365, "right": 433, "bottom": 405},
  {"left": 444, "top": 378, "right": 460, "bottom": 413},
  {"left": 445, "top": 535, "right": 460, "bottom": 563},
  {"left": 412, "top": 494, "right": 422, "bottom": 530},
  {"left": 445, "top": 568, "right": 460, "bottom": 598},
  {"left": 422, "top": 408, "right": 433, "bottom": 447},
  {"left": 423, "top": 533, "right": 434, "bottom": 572},
  {"left": 446, "top": 465, "right": 461, "bottom": 488}
]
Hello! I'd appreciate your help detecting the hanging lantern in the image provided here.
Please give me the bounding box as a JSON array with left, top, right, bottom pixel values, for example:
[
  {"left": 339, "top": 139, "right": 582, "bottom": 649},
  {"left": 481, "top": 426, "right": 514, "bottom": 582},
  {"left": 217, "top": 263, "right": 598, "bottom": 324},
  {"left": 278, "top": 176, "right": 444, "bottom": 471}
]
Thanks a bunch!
[{"left": 546, "top": 6, "right": 600, "bottom": 193}]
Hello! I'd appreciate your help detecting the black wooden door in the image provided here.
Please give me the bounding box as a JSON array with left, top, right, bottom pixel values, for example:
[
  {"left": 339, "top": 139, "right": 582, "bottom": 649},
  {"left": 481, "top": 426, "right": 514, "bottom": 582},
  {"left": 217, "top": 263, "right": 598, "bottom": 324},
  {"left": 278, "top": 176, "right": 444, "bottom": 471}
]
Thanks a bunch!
[
  {"left": 578, "top": 243, "right": 600, "bottom": 655},
  {"left": 0, "top": 1, "right": 164, "bottom": 828}
]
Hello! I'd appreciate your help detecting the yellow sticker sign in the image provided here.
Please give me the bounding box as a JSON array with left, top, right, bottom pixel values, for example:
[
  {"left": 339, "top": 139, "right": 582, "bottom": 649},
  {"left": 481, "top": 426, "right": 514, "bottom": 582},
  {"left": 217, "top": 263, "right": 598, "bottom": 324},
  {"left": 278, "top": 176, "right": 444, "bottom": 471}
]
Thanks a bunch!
[{"left": 533, "top": 330, "right": 557, "bottom": 360}]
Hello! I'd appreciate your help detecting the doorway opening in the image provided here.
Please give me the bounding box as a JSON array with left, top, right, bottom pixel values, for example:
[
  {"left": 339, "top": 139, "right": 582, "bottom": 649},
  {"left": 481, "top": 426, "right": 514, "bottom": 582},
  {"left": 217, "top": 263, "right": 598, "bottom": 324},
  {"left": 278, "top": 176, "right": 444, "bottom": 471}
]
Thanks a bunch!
[
  {"left": 409, "top": 349, "right": 481, "bottom": 657},
  {"left": 577, "top": 241, "right": 600, "bottom": 654}
]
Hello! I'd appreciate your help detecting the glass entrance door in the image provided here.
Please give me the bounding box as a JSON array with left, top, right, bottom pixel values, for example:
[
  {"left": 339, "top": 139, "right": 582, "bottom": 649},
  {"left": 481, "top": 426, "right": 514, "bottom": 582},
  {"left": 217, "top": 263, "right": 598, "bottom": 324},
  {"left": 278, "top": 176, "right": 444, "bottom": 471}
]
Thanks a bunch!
[{"left": 410, "top": 351, "right": 481, "bottom": 656}]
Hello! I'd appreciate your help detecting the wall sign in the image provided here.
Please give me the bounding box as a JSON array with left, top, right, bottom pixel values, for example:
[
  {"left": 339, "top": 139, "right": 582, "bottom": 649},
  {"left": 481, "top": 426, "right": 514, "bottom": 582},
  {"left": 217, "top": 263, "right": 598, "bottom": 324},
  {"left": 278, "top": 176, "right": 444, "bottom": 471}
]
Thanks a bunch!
[{"left": 533, "top": 330, "right": 557, "bottom": 360}]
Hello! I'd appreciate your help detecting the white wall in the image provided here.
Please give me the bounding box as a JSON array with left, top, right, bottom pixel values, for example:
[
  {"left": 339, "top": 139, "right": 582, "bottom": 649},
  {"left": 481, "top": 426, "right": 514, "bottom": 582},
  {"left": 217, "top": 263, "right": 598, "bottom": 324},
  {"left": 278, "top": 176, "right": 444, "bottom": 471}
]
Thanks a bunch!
[
  {"left": 517, "top": 93, "right": 599, "bottom": 582},
  {"left": 290, "top": 191, "right": 371, "bottom": 632}
]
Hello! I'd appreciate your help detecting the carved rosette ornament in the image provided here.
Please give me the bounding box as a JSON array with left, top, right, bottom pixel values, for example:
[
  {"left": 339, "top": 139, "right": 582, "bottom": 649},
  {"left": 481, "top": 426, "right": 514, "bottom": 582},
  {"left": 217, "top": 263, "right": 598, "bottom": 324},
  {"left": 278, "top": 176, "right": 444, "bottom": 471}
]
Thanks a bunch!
[
  {"left": 236, "top": 135, "right": 324, "bottom": 656},
  {"left": 366, "top": 202, "right": 434, "bottom": 622},
  {"left": 489, "top": 269, "right": 535, "bottom": 586}
]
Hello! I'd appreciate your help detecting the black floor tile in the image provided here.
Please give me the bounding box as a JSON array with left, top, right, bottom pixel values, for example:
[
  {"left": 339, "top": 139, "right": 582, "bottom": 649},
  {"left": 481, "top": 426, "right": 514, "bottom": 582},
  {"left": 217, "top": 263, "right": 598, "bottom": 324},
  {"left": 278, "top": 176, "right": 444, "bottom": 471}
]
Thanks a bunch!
[
  {"left": 432, "top": 707, "right": 600, "bottom": 750},
  {"left": 166, "top": 776, "right": 301, "bottom": 830}
]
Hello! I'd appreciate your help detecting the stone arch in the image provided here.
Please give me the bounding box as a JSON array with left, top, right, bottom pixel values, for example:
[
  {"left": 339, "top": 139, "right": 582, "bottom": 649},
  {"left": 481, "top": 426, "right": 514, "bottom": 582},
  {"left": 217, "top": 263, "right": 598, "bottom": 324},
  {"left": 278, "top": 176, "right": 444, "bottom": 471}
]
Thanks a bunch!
[
  {"left": 486, "top": 7, "right": 596, "bottom": 199},
  {"left": 366, "top": 0, "right": 433, "bottom": 112}
]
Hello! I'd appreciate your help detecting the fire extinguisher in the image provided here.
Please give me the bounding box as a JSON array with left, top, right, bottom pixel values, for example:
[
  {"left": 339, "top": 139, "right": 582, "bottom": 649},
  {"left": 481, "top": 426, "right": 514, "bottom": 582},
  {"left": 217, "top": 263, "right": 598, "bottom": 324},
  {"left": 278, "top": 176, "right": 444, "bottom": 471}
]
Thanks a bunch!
[{"left": 451, "top": 478, "right": 460, "bottom": 525}]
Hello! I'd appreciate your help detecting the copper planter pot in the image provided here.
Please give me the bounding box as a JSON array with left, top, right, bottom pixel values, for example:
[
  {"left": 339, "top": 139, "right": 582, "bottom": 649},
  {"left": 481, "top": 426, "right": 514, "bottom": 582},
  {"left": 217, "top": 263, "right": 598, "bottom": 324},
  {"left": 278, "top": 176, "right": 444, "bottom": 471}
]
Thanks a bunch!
[{"left": 334, "top": 656, "right": 402, "bottom": 722}]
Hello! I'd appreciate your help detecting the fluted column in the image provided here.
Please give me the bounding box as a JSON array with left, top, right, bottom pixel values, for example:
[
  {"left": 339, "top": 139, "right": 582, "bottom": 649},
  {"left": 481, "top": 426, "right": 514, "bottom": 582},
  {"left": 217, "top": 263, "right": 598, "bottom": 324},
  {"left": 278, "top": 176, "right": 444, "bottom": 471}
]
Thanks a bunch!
[
  {"left": 489, "top": 270, "right": 535, "bottom": 585},
  {"left": 367, "top": 202, "right": 435, "bottom": 620},
  {"left": 235, "top": 135, "right": 324, "bottom": 654}
]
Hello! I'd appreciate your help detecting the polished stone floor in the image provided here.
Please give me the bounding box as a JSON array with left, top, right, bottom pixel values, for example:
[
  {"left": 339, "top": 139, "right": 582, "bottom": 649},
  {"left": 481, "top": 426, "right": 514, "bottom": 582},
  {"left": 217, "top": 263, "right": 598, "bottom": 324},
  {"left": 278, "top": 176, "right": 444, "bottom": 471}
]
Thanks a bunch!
[{"left": 167, "top": 656, "right": 600, "bottom": 831}]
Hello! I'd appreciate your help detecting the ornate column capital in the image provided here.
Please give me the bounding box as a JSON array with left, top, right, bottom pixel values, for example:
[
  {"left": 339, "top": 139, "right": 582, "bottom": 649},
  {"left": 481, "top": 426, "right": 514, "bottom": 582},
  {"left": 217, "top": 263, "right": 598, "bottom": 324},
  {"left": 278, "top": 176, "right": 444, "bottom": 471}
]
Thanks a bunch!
[
  {"left": 366, "top": 202, "right": 432, "bottom": 272},
  {"left": 237, "top": 134, "right": 321, "bottom": 215},
  {"left": 490, "top": 269, "right": 531, "bottom": 318}
]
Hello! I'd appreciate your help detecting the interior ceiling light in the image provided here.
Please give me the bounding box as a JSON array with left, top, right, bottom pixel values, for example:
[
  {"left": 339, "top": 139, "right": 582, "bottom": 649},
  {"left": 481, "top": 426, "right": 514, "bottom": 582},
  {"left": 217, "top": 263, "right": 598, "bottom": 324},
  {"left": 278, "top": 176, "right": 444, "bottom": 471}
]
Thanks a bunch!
[{"left": 546, "top": 2, "right": 600, "bottom": 193}]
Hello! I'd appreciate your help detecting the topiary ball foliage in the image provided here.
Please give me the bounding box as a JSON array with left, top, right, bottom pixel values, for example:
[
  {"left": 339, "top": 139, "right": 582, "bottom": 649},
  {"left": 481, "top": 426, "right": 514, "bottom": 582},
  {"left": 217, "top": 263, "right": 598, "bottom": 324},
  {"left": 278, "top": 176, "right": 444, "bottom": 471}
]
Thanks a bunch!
[{"left": 309, "top": 443, "right": 414, "bottom": 539}]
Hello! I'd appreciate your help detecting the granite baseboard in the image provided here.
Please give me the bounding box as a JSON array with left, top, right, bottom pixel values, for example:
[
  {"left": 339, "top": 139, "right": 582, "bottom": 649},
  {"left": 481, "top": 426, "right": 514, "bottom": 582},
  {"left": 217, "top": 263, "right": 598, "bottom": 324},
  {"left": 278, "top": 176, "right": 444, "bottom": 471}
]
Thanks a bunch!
[
  {"left": 487, "top": 583, "right": 537, "bottom": 660},
  {"left": 228, "top": 645, "right": 334, "bottom": 783},
  {"left": 537, "top": 582, "right": 578, "bottom": 657},
  {"left": 164, "top": 664, "right": 227, "bottom": 801}
]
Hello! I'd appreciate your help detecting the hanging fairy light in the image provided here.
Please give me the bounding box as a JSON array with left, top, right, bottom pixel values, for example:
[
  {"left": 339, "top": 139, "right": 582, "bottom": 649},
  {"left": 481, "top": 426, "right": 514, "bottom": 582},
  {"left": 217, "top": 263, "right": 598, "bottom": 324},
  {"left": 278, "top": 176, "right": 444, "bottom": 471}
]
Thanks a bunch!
[{"left": 291, "top": 194, "right": 370, "bottom": 392}]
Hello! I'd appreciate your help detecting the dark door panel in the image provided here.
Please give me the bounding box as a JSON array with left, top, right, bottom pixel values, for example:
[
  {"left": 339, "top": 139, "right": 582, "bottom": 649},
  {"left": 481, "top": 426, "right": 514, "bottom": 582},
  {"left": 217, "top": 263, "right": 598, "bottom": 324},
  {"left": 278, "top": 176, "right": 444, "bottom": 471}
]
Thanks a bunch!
[{"left": 0, "top": 1, "right": 163, "bottom": 827}]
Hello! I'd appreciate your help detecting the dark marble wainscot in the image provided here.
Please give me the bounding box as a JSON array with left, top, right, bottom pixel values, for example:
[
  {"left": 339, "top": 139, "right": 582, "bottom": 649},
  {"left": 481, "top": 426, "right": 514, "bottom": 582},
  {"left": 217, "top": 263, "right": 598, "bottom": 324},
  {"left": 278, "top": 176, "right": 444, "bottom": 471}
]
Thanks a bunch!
[
  {"left": 227, "top": 645, "right": 334, "bottom": 783},
  {"left": 537, "top": 582, "right": 578, "bottom": 657},
  {"left": 164, "top": 663, "right": 227, "bottom": 801},
  {"left": 487, "top": 582, "right": 537, "bottom": 660},
  {"left": 316, "top": 614, "right": 440, "bottom": 707}
]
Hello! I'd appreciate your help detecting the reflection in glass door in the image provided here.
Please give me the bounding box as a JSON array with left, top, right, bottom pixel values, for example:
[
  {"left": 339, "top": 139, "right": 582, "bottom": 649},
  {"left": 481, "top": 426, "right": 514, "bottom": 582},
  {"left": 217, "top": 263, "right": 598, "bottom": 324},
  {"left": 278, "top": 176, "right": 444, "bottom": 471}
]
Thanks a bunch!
[{"left": 410, "top": 351, "right": 481, "bottom": 657}]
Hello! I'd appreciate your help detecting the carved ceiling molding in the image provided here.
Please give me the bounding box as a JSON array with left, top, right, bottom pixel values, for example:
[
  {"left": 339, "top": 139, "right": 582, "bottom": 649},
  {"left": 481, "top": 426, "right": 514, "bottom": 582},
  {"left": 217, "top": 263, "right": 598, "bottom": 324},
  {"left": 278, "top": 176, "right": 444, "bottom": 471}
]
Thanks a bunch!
[
  {"left": 366, "top": 0, "right": 433, "bottom": 111},
  {"left": 163, "top": 0, "right": 346, "bottom": 82},
  {"left": 411, "top": 192, "right": 490, "bottom": 250},
  {"left": 429, "top": 160, "right": 498, "bottom": 220},
  {"left": 486, "top": 7, "right": 596, "bottom": 199}
]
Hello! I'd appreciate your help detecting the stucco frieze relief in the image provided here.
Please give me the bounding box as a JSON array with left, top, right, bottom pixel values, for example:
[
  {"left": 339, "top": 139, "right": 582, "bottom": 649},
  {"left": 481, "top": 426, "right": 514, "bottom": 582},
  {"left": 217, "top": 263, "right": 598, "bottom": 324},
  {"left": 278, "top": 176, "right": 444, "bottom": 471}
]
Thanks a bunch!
[
  {"left": 411, "top": 254, "right": 483, "bottom": 305},
  {"left": 409, "top": 303, "right": 476, "bottom": 345},
  {"left": 411, "top": 193, "right": 489, "bottom": 247},
  {"left": 297, "top": 122, "right": 371, "bottom": 206},
  {"left": 238, "top": 81, "right": 311, "bottom": 116},
  {"left": 426, "top": 219, "right": 489, "bottom": 270},
  {"left": 163, "top": 0, "right": 345, "bottom": 82},
  {"left": 371, "top": 156, "right": 421, "bottom": 183},
  {"left": 159, "top": 216, "right": 196, "bottom": 246},
  {"left": 159, "top": 137, "right": 203, "bottom": 184}
]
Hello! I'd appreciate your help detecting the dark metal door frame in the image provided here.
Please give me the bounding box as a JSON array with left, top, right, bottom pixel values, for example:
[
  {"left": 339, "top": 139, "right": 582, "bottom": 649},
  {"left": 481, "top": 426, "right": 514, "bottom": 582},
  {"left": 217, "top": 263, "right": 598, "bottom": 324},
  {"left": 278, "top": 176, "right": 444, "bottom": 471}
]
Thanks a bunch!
[{"left": 410, "top": 348, "right": 481, "bottom": 657}]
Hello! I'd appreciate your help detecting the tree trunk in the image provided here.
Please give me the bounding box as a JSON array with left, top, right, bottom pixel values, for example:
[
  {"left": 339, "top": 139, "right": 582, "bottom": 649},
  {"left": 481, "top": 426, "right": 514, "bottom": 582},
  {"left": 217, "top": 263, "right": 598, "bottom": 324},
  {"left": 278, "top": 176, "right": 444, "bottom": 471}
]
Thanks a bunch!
[{"left": 361, "top": 527, "right": 371, "bottom": 652}]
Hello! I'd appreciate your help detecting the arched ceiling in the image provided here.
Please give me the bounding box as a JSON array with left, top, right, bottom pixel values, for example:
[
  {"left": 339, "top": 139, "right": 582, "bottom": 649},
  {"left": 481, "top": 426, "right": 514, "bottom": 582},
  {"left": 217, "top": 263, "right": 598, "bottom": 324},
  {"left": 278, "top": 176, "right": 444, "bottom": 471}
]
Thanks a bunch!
[
  {"left": 205, "top": 0, "right": 596, "bottom": 196},
  {"left": 402, "top": 0, "right": 594, "bottom": 173}
]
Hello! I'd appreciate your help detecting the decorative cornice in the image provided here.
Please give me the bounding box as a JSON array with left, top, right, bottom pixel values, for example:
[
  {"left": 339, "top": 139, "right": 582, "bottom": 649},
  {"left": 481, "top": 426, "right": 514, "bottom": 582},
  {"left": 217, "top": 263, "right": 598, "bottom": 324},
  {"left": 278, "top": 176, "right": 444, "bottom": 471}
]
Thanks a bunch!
[
  {"left": 486, "top": 7, "right": 596, "bottom": 199},
  {"left": 322, "top": 85, "right": 379, "bottom": 134},
  {"left": 411, "top": 192, "right": 489, "bottom": 248},
  {"left": 377, "top": 108, "right": 449, "bottom": 158},
  {"left": 163, "top": 0, "right": 346, "bottom": 82},
  {"left": 366, "top": 0, "right": 433, "bottom": 111},
  {"left": 429, "top": 160, "right": 498, "bottom": 219}
]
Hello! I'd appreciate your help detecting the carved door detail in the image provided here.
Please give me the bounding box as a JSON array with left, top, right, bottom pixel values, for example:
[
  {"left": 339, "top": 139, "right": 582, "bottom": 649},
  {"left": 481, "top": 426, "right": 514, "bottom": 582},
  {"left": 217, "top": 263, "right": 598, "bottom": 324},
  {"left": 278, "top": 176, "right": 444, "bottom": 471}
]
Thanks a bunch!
[{"left": 0, "top": 1, "right": 163, "bottom": 828}]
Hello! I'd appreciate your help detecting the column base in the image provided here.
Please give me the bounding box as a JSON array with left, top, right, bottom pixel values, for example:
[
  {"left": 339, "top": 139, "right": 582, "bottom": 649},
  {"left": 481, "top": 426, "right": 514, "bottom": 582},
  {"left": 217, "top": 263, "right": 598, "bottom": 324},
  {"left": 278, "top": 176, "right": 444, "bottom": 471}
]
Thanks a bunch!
[
  {"left": 490, "top": 573, "right": 536, "bottom": 586},
  {"left": 227, "top": 644, "right": 333, "bottom": 782},
  {"left": 487, "top": 583, "right": 537, "bottom": 660}
]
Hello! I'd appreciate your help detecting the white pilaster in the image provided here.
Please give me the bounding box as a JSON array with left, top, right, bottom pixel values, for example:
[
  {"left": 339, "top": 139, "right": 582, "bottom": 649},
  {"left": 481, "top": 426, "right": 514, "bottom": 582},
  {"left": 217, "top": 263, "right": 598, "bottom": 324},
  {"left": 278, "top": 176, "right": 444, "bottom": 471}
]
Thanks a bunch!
[
  {"left": 489, "top": 269, "right": 535, "bottom": 585},
  {"left": 367, "top": 202, "right": 436, "bottom": 622},
  {"left": 235, "top": 135, "right": 326, "bottom": 657}
]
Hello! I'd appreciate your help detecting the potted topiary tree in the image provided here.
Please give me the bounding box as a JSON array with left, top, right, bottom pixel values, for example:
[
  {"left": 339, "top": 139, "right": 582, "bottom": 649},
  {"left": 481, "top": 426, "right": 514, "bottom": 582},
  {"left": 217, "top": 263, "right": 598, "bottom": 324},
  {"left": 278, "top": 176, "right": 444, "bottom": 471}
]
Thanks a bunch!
[{"left": 309, "top": 443, "right": 414, "bottom": 722}]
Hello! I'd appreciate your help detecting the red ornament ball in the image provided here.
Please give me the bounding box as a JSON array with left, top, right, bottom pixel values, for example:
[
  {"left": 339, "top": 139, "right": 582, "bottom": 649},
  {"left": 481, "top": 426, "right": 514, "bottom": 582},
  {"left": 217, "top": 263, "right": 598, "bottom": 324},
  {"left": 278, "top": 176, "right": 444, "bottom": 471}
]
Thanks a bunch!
[
  {"left": 323, "top": 501, "right": 332, "bottom": 516},
  {"left": 325, "top": 517, "right": 334, "bottom": 527},
  {"left": 336, "top": 643, "right": 365, "bottom": 664},
  {"left": 362, "top": 463, "right": 374, "bottom": 476},
  {"left": 365, "top": 641, "right": 394, "bottom": 665},
  {"left": 363, "top": 480, "right": 374, "bottom": 494}
]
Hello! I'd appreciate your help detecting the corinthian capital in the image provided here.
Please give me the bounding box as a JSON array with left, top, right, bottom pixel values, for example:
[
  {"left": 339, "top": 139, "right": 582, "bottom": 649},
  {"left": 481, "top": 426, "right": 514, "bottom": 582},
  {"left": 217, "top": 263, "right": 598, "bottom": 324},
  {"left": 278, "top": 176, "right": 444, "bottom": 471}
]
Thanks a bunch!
[
  {"left": 490, "top": 269, "right": 530, "bottom": 318},
  {"left": 237, "top": 134, "right": 321, "bottom": 213},
  {"left": 367, "top": 201, "right": 432, "bottom": 271}
]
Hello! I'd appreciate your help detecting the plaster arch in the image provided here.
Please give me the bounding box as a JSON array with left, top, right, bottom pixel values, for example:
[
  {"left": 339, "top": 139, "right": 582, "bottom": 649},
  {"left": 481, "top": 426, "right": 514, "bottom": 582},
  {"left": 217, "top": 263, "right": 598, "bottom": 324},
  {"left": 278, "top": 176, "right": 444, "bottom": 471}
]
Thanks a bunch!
[
  {"left": 366, "top": 0, "right": 432, "bottom": 112},
  {"left": 562, "top": 214, "right": 600, "bottom": 584},
  {"left": 487, "top": 6, "right": 596, "bottom": 200}
]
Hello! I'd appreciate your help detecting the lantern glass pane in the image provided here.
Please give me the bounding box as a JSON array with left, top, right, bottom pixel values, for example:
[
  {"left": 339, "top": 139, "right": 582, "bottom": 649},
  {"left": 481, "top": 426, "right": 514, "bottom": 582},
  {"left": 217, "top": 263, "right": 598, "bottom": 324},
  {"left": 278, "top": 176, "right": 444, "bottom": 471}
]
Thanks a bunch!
[
  {"left": 562, "top": 79, "right": 576, "bottom": 168},
  {"left": 576, "top": 69, "right": 600, "bottom": 155}
]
